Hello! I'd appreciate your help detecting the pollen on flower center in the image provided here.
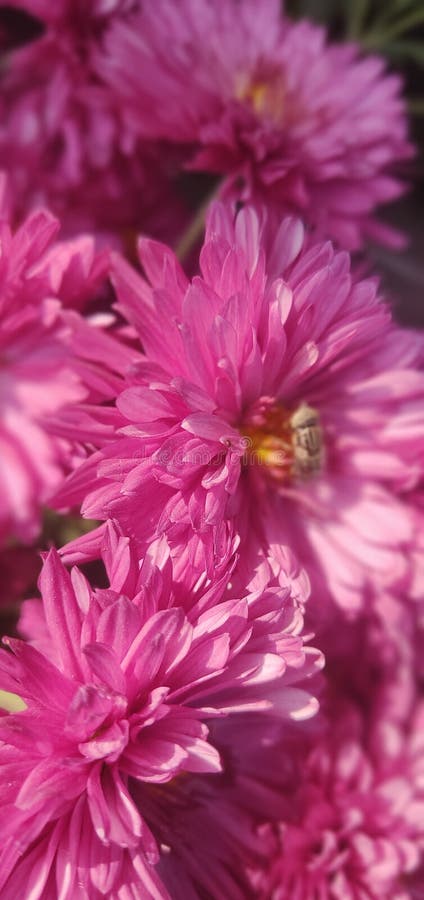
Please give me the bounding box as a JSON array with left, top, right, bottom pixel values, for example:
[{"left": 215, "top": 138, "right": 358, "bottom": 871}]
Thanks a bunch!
[
  {"left": 235, "top": 70, "right": 286, "bottom": 125},
  {"left": 242, "top": 401, "right": 324, "bottom": 482}
]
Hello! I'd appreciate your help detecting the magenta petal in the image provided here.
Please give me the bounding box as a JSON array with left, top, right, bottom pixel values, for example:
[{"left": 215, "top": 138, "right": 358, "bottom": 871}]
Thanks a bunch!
[
  {"left": 82, "top": 643, "right": 126, "bottom": 695},
  {"left": 39, "top": 549, "right": 84, "bottom": 679},
  {"left": 87, "top": 765, "right": 143, "bottom": 848}
]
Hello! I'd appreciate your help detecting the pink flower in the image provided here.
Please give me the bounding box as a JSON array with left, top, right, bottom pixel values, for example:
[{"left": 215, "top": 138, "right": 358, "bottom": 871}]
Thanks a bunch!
[
  {"left": 134, "top": 713, "right": 307, "bottom": 900},
  {"left": 0, "top": 2, "right": 187, "bottom": 244},
  {"left": 0, "top": 523, "right": 320, "bottom": 896},
  {"left": 252, "top": 699, "right": 424, "bottom": 899},
  {"left": 0, "top": 710, "right": 295, "bottom": 900},
  {"left": 253, "top": 577, "right": 424, "bottom": 895},
  {"left": 0, "top": 214, "right": 84, "bottom": 542},
  {"left": 0, "top": 189, "right": 136, "bottom": 543},
  {"left": 97, "top": 0, "right": 413, "bottom": 249},
  {"left": 57, "top": 202, "right": 424, "bottom": 614}
]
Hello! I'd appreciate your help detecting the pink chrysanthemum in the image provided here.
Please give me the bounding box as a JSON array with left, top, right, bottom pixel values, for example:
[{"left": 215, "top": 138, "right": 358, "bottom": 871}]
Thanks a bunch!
[
  {"left": 97, "top": 0, "right": 413, "bottom": 249},
  {"left": 135, "top": 713, "right": 312, "bottom": 900},
  {"left": 0, "top": 710, "right": 299, "bottom": 900},
  {"left": 0, "top": 211, "right": 85, "bottom": 543},
  {"left": 252, "top": 698, "right": 424, "bottom": 900},
  {"left": 246, "top": 566, "right": 424, "bottom": 898},
  {"left": 57, "top": 202, "right": 424, "bottom": 613},
  {"left": 0, "top": 189, "right": 137, "bottom": 544},
  {"left": 0, "top": 1, "right": 186, "bottom": 244},
  {"left": 0, "top": 523, "right": 320, "bottom": 897}
]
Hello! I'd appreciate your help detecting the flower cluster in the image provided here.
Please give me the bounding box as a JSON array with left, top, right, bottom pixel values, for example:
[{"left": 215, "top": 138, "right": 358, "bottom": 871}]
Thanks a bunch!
[{"left": 0, "top": 1, "right": 423, "bottom": 898}]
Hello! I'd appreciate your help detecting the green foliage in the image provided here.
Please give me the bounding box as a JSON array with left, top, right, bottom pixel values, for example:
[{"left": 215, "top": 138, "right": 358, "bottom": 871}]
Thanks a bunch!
[{"left": 285, "top": 0, "right": 424, "bottom": 112}]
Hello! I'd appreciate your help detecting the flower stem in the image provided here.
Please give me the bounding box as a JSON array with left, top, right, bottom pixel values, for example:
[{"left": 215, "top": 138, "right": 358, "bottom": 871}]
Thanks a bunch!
[
  {"left": 175, "top": 186, "right": 220, "bottom": 263},
  {"left": 362, "top": 7, "right": 424, "bottom": 47},
  {"left": 347, "top": 0, "right": 370, "bottom": 39}
]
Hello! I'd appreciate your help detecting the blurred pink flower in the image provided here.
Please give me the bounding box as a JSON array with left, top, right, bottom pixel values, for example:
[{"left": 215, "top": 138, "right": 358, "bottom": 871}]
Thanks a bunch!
[
  {"left": 0, "top": 523, "right": 320, "bottom": 896},
  {"left": 56, "top": 202, "right": 424, "bottom": 612},
  {"left": 97, "top": 0, "right": 413, "bottom": 249},
  {"left": 0, "top": 209, "right": 84, "bottom": 542},
  {"left": 0, "top": 191, "right": 136, "bottom": 543},
  {"left": 252, "top": 699, "right": 424, "bottom": 900},
  {"left": 0, "top": 1, "right": 187, "bottom": 244}
]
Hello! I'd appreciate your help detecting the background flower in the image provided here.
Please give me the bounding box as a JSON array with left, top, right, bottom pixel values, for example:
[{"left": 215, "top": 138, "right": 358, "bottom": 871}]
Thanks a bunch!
[
  {"left": 0, "top": 0, "right": 187, "bottom": 246},
  {"left": 96, "top": 0, "right": 413, "bottom": 249},
  {"left": 0, "top": 188, "right": 138, "bottom": 544},
  {"left": 251, "top": 694, "right": 424, "bottom": 899}
]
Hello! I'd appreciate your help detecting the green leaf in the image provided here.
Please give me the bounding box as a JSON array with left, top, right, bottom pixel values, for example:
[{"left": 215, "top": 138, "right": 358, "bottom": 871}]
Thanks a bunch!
[{"left": 382, "top": 39, "right": 424, "bottom": 64}]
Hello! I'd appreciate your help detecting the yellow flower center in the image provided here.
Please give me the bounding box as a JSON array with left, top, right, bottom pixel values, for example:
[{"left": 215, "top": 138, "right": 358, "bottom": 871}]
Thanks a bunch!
[
  {"left": 243, "top": 402, "right": 324, "bottom": 483},
  {"left": 235, "top": 72, "right": 286, "bottom": 125}
]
